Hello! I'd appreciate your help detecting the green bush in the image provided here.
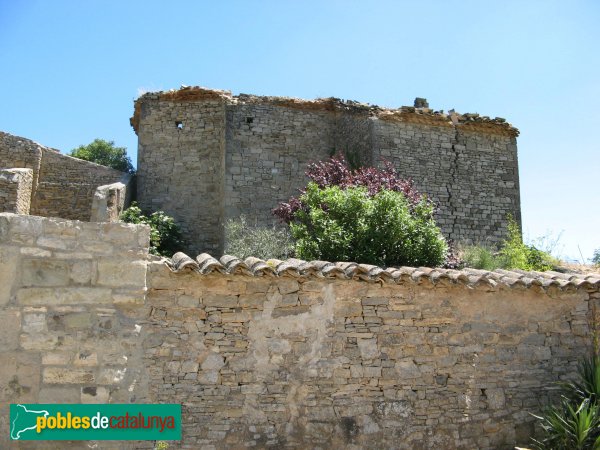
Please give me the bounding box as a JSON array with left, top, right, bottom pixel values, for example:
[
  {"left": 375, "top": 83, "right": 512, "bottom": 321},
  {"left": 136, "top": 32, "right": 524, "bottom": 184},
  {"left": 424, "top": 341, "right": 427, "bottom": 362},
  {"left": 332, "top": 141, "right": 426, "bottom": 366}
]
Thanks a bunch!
[
  {"left": 460, "top": 216, "right": 557, "bottom": 272},
  {"left": 120, "top": 202, "right": 184, "bottom": 256},
  {"left": 289, "top": 183, "right": 447, "bottom": 267},
  {"left": 224, "top": 215, "right": 294, "bottom": 260}
]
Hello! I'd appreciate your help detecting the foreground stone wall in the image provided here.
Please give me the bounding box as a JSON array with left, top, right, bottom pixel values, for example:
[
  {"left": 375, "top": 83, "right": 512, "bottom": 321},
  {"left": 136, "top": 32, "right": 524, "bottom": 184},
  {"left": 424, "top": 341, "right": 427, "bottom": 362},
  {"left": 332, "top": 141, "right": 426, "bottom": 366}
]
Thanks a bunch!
[
  {"left": 133, "top": 87, "right": 521, "bottom": 254},
  {"left": 0, "top": 213, "right": 150, "bottom": 450},
  {"left": 0, "top": 169, "right": 33, "bottom": 214},
  {"left": 1, "top": 213, "right": 598, "bottom": 449},
  {"left": 0, "top": 131, "right": 127, "bottom": 221}
]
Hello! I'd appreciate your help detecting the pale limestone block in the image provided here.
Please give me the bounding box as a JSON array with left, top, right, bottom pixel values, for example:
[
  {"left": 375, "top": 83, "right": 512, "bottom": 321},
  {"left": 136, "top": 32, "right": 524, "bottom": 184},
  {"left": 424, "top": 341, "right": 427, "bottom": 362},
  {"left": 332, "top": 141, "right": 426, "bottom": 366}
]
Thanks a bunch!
[
  {"left": 22, "top": 312, "right": 47, "bottom": 333},
  {"left": 43, "top": 367, "right": 94, "bottom": 384},
  {"left": 38, "top": 387, "right": 80, "bottom": 403},
  {"left": 96, "top": 259, "right": 146, "bottom": 288},
  {"left": 97, "top": 368, "right": 127, "bottom": 385},
  {"left": 17, "top": 287, "right": 112, "bottom": 305},
  {"left": 0, "top": 246, "right": 18, "bottom": 306},
  {"left": 21, "top": 259, "right": 70, "bottom": 287},
  {"left": 0, "top": 309, "right": 20, "bottom": 350},
  {"left": 357, "top": 338, "right": 379, "bottom": 360},
  {"left": 201, "top": 353, "right": 225, "bottom": 371}
]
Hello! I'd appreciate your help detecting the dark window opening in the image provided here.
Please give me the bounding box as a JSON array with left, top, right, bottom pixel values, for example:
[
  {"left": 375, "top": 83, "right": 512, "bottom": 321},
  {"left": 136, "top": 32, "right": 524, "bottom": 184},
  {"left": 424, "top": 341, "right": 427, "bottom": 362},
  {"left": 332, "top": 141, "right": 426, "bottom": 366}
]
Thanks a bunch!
[
  {"left": 176, "top": 121, "right": 184, "bottom": 130},
  {"left": 246, "top": 117, "right": 254, "bottom": 124}
]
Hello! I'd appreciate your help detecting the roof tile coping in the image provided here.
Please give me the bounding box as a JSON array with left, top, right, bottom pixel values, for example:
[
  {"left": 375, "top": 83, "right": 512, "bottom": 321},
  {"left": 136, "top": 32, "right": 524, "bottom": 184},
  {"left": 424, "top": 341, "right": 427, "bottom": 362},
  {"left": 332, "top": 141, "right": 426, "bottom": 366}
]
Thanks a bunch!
[
  {"left": 131, "top": 86, "right": 519, "bottom": 137},
  {"left": 164, "top": 252, "right": 600, "bottom": 292}
]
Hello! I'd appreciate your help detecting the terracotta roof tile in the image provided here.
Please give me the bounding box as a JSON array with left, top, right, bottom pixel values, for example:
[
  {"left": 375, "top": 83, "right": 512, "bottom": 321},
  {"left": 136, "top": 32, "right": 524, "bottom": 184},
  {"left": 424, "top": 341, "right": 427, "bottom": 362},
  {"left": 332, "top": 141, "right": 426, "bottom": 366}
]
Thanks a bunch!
[{"left": 165, "top": 252, "right": 600, "bottom": 292}]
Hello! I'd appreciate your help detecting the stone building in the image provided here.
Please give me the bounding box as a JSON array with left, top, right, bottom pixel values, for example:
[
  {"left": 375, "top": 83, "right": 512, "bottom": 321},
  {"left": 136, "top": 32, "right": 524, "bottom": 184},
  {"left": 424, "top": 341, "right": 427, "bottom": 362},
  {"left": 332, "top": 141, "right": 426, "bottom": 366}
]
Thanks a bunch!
[
  {"left": 132, "top": 86, "right": 521, "bottom": 255},
  {"left": 0, "top": 131, "right": 132, "bottom": 222}
]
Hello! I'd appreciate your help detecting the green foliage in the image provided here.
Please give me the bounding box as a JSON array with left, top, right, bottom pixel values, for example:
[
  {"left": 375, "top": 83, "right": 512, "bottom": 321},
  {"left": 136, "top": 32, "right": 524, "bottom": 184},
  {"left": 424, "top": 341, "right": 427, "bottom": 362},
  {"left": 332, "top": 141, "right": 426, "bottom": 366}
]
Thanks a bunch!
[
  {"left": 69, "top": 139, "right": 135, "bottom": 173},
  {"left": 224, "top": 215, "right": 294, "bottom": 260},
  {"left": 531, "top": 346, "right": 600, "bottom": 449},
  {"left": 532, "top": 398, "right": 600, "bottom": 450},
  {"left": 460, "top": 216, "right": 557, "bottom": 271},
  {"left": 289, "top": 183, "right": 448, "bottom": 267},
  {"left": 460, "top": 244, "right": 498, "bottom": 271},
  {"left": 593, "top": 249, "right": 600, "bottom": 267},
  {"left": 154, "top": 442, "right": 169, "bottom": 450},
  {"left": 120, "top": 202, "right": 184, "bottom": 256}
]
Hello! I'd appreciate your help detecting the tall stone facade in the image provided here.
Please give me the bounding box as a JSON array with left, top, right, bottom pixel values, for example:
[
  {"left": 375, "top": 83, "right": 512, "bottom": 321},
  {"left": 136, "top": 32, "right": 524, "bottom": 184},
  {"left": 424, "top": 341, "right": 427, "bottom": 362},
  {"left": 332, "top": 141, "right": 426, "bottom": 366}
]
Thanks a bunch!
[{"left": 132, "top": 86, "right": 521, "bottom": 255}]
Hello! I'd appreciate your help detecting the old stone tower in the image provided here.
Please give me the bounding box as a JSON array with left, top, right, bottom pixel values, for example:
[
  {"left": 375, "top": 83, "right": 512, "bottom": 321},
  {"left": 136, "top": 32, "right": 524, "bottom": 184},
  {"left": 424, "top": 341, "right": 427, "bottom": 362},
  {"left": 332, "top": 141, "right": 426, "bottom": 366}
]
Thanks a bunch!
[{"left": 131, "top": 86, "right": 520, "bottom": 255}]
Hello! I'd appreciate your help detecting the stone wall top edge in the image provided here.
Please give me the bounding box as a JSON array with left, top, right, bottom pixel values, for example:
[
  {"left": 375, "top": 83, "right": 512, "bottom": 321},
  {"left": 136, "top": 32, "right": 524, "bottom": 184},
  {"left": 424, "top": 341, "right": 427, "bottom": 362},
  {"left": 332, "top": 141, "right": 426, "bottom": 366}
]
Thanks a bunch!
[
  {"left": 0, "top": 130, "right": 60, "bottom": 154},
  {"left": 130, "top": 85, "right": 519, "bottom": 136},
  {"left": 158, "top": 252, "right": 600, "bottom": 295}
]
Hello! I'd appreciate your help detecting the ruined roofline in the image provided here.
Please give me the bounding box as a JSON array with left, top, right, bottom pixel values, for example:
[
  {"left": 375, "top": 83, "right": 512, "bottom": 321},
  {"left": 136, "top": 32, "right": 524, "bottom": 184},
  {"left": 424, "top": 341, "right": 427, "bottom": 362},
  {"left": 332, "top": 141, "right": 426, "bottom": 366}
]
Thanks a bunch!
[{"left": 130, "top": 85, "right": 519, "bottom": 138}]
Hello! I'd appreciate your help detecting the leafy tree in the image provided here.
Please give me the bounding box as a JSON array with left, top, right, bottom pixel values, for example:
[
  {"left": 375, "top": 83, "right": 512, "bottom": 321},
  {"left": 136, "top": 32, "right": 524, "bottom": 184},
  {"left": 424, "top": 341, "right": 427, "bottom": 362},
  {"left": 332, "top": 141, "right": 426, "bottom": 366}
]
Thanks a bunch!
[
  {"left": 274, "top": 156, "right": 448, "bottom": 267},
  {"left": 69, "top": 139, "right": 135, "bottom": 173},
  {"left": 593, "top": 249, "right": 600, "bottom": 267},
  {"left": 120, "top": 202, "right": 184, "bottom": 256}
]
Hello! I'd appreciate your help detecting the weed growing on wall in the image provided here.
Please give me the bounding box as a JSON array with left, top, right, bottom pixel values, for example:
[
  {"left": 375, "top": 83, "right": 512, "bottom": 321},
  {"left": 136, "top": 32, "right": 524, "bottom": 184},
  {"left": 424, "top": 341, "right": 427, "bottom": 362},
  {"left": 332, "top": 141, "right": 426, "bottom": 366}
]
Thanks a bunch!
[
  {"left": 460, "top": 216, "right": 557, "bottom": 272},
  {"left": 121, "top": 202, "right": 184, "bottom": 256}
]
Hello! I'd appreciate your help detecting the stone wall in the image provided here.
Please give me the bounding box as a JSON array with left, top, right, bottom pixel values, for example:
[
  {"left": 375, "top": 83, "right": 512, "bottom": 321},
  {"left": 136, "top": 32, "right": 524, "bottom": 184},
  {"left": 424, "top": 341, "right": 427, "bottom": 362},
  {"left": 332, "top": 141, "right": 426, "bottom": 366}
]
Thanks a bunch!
[
  {"left": 0, "top": 213, "right": 150, "bottom": 450},
  {"left": 133, "top": 87, "right": 521, "bottom": 254},
  {"left": 0, "top": 169, "right": 33, "bottom": 214},
  {"left": 1, "top": 213, "right": 599, "bottom": 449},
  {"left": 136, "top": 97, "right": 226, "bottom": 254},
  {"left": 0, "top": 131, "right": 128, "bottom": 221}
]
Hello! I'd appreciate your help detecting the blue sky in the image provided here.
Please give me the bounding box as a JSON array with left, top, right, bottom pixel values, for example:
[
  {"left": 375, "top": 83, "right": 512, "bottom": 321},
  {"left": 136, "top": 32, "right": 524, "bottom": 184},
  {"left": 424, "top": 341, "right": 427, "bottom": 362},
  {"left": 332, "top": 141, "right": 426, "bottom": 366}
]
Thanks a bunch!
[{"left": 1, "top": 0, "right": 598, "bottom": 261}]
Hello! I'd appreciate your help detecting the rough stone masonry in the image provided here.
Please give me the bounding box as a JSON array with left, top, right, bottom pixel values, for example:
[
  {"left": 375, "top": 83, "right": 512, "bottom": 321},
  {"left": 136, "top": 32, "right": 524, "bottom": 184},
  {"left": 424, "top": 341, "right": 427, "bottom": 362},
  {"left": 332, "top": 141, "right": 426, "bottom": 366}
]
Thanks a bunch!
[
  {"left": 132, "top": 86, "right": 521, "bottom": 255},
  {"left": 1, "top": 212, "right": 599, "bottom": 449}
]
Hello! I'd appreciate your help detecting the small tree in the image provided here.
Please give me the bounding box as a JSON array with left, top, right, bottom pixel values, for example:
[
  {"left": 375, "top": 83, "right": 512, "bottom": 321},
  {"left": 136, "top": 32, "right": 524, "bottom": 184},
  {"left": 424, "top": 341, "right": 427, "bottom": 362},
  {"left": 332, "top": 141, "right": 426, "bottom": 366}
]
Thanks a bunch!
[
  {"left": 274, "top": 155, "right": 448, "bottom": 267},
  {"left": 593, "top": 249, "right": 600, "bottom": 267},
  {"left": 69, "top": 139, "right": 135, "bottom": 173}
]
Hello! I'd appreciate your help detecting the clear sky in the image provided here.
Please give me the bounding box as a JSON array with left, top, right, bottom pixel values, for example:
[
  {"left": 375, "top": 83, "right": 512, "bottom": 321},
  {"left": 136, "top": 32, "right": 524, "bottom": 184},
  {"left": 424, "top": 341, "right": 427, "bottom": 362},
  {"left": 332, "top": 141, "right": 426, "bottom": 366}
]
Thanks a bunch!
[{"left": 1, "top": 0, "right": 598, "bottom": 261}]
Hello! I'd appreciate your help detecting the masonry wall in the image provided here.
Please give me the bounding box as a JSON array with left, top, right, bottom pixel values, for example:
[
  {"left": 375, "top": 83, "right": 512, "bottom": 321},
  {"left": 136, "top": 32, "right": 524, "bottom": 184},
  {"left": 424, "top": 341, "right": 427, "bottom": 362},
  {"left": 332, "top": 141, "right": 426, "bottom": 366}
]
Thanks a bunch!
[
  {"left": 1, "top": 213, "right": 597, "bottom": 450},
  {"left": 373, "top": 121, "right": 520, "bottom": 243},
  {"left": 224, "top": 103, "right": 334, "bottom": 228},
  {"left": 0, "top": 213, "right": 150, "bottom": 450},
  {"left": 0, "top": 131, "right": 127, "bottom": 221},
  {"left": 0, "top": 169, "right": 33, "bottom": 214},
  {"left": 136, "top": 97, "right": 226, "bottom": 255},
  {"left": 134, "top": 89, "right": 521, "bottom": 254}
]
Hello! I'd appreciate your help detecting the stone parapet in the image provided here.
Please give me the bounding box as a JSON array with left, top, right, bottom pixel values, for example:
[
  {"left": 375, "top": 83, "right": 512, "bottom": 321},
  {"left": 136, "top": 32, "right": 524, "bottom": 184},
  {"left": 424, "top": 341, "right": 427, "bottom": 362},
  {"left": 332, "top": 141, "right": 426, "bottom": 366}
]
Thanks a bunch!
[{"left": 0, "top": 168, "right": 33, "bottom": 214}]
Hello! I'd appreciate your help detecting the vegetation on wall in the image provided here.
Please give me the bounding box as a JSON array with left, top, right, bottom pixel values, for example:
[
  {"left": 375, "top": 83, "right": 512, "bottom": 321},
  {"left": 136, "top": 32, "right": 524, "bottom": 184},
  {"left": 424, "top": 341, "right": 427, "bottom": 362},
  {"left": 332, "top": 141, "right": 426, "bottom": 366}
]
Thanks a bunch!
[
  {"left": 69, "top": 139, "right": 135, "bottom": 174},
  {"left": 460, "top": 216, "right": 558, "bottom": 272},
  {"left": 273, "top": 155, "right": 448, "bottom": 267},
  {"left": 120, "top": 202, "right": 184, "bottom": 257},
  {"left": 224, "top": 215, "right": 295, "bottom": 260}
]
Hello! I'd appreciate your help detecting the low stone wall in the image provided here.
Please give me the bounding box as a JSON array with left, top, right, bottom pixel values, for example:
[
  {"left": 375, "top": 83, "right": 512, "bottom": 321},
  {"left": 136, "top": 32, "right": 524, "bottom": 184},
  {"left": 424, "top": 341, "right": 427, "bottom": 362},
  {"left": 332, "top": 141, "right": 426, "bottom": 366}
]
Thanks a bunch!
[
  {"left": 0, "top": 213, "right": 150, "bottom": 449},
  {"left": 0, "top": 212, "right": 598, "bottom": 449},
  {"left": 0, "top": 169, "right": 33, "bottom": 214},
  {"left": 0, "top": 131, "right": 128, "bottom": 221}
]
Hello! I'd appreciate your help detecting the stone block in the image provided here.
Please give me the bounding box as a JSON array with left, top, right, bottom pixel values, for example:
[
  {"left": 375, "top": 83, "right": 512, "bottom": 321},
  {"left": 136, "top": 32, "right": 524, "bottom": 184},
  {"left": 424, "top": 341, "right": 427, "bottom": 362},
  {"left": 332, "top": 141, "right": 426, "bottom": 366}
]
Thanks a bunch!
[
  {"left": 81, "top": 386, "right": 110, "bottom": 403},
  {"left": 21, "top": 259, "right": 70, "bottom": 287},
  {"left": 0, "top": 246, "right": 18, "bottom": 305},
  {"left": 0, "top": 309, "right": 20, "bottom": 350},
  {"left": 43, "top": 368, "right": 95, "bottom": 384},
  {"left": 17, "top": 287, "right": 112, "bottom": 305},
  {"left": 96, "top": 259, "right": 146, "bottom": 288}
]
